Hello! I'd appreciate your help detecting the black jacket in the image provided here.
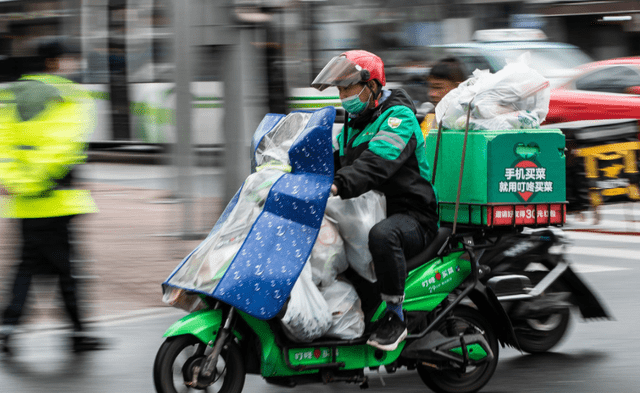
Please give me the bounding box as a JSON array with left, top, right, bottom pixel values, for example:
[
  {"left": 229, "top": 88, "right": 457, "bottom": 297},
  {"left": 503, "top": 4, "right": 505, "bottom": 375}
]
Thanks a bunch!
[{"left": 333, "top": 88, "right": 438, "bottom": 236}]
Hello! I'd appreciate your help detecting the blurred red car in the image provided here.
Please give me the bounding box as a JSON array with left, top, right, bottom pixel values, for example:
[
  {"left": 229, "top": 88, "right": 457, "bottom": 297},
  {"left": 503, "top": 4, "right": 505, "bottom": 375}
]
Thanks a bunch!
[{"left": 545, "top": 57, "right": 640, "bottom": 124}]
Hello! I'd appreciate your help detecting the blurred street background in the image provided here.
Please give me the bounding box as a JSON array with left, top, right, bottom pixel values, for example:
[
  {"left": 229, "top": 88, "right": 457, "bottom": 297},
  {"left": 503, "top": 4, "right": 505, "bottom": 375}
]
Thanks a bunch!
[{"left": 2, "top": 0, "right": 640, "bottom": 392}]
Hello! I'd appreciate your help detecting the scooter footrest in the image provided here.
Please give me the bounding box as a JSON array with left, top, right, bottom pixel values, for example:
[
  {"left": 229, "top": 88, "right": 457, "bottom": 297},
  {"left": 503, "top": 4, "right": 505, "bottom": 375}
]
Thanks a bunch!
[
  {"left": 487, "top": 274, "right": 532, "bottom": 296},
  {"left": 402, "top": 332, "right": 493, "bottom": 363}
]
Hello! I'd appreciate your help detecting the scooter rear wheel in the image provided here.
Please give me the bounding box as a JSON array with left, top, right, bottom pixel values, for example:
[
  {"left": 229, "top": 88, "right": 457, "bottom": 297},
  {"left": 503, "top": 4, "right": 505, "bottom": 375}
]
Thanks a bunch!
[
  {"left": 514, "top": 307, "right": 571, "bottom": 354},
  {"left": 153, "top": 335, "right": 245, "bottom": 393},
  {"left": 417, "top": 306, "right": 499, "bottom": 393}
]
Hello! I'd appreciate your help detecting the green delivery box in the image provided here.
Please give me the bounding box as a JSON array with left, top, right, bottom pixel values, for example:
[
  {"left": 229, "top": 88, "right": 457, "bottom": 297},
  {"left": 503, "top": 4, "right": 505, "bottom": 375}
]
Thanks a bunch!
[{"left": 425, "top": 129, "right": 567, "bottom": 227}]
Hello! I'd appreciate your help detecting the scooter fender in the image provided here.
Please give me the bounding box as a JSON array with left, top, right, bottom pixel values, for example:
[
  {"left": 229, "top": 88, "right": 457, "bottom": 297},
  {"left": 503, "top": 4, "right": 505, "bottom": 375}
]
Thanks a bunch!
[
  {"left": 467, "top": 282, "right": 520, "bottom": 350},
  {"left": 556, "top": 262, "right": 611, "bottom": 320},
  {"left": 163, "top": 309, "right": 239, "bottom": 345}
]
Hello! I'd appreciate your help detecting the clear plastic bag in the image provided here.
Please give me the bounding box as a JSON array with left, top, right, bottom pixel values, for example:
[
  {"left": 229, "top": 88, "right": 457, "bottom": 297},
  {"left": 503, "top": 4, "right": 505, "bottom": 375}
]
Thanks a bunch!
[
  {"left": 324, "top": 191, "right": 387, "bottom": 282},
  {"left": 320, "top": 278, "right": 365, "bottom": 340},
  {"left": 436, "top": 52, "right": 550, "bottom": 131},
  {"left": 308, "top": 216, "right": 349, "bottom": 287},
  {"left": 280, "top": 263, "right": 332, "bottom": 342},
  {"left": 164, "top": 168, "right": 285, "bottom": 295},
  {"left": 165, "top": 112, "right": 314, "bottom": 301},
  {"left": 255, "top": 112, "right": 312, "bottom": 168}
]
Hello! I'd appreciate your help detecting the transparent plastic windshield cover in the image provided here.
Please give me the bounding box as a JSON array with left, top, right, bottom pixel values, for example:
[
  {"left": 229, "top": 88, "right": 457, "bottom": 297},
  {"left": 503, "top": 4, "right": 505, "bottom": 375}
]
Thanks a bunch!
[
  {"left": 163, "top": 108, "right": 336, "bottom": 320},
  {"left": 311, "top": 55, "right": 364, "bottom": 91}
]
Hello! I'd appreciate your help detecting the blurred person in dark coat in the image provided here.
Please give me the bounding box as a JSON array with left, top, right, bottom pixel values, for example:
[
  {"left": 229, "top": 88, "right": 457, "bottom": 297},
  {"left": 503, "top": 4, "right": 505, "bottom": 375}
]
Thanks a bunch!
[
  {"left": 0, "top": 40, "right": 105, "bottom": 355},
  {"left": 420, "top": 57, "right": 467, "bottom": 136}
]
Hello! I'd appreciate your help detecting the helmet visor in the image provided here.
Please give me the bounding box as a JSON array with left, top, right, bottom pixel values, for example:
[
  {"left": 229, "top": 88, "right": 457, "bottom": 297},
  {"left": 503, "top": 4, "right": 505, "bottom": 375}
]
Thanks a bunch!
[{"left": 311, "top": 56, "right": 365, "bottom": 91}]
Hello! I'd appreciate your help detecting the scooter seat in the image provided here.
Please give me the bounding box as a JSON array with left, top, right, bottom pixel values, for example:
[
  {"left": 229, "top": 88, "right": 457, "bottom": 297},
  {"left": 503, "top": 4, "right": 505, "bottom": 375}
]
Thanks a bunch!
[{"left": 406, "top": 227, "right": 452, "bottom": 272}]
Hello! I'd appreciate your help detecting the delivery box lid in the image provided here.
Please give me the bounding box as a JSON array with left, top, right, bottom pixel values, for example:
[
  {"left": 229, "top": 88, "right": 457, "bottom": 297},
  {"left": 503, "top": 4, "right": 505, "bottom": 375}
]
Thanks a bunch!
[{"left": 426, "top": 128, "right": 566, "bottom": 205}]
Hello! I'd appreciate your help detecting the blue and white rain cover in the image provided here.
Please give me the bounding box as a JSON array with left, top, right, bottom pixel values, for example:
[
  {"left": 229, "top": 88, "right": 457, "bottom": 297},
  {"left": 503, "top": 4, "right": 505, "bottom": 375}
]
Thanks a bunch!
[{"left": 163, "top": 107, "right": 335, "bottom": 320}]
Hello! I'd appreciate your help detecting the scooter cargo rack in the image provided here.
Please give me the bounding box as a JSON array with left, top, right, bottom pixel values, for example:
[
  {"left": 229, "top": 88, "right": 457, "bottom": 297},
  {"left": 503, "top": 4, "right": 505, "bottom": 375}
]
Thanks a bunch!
[
  {"left": 426, "top": 106, "right": 567, "bottom": 233},
  {"left": 438, "top": 201, "right": 567, "bottom": 228}
]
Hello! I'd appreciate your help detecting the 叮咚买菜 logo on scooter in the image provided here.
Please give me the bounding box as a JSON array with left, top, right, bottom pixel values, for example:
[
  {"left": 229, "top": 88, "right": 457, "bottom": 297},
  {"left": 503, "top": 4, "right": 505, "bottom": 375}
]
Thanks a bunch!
[
  {"left": 293, "top": 348, "right": 335, "bottom": 362},
  {"left": 421, "top": 265, "right": 461, "bottom": 293}
]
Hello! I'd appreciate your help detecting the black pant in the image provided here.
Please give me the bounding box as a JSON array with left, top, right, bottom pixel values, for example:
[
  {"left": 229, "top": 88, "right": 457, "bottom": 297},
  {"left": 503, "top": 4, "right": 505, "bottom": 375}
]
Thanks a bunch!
[
  {"left": 2, "top": 215, "right": 83, "bottom": 332},
  {"left": 368, "top": 213, "right": 429, "bottom": 302}
]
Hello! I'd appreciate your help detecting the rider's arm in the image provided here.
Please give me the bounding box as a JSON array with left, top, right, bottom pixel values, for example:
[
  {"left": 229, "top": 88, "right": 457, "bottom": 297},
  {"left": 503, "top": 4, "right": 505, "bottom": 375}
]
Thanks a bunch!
[{"left": 333, "top": 106, "right": 420, "bottom": 199}]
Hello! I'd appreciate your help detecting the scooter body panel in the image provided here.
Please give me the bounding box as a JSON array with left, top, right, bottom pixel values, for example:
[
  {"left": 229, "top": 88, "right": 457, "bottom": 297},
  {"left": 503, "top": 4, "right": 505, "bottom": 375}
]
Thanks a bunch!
[
  {"left": 163, "top": 309, "right": 223, "bottom": 344},
  {"left": 284, "top": 343, "right": 405, "bottom": 371},
  {"left": 404, "top": 252, "right": 471, "bottom": 312},
  {"left": 237, "top": 311, "right": 405, "bottom": 377}
]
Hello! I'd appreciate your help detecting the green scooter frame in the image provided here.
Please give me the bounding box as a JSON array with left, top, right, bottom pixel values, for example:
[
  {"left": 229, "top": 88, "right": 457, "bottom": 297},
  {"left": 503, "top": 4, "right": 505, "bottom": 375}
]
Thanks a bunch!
[
  {"left": 157, "top": 230, "right": 517, "bottom": 392},
  {"left": 155, "top": 106, "right": 519, "bottom": 393}
]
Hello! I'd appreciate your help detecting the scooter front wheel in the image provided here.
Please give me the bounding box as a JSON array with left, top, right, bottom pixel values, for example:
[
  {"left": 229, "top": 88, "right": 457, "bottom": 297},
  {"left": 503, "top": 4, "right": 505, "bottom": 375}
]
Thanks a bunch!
[
  {"left": 153, "top": 335, "right": 245, "bottom": 393},
  {"left": 417, "top": 306, "right": 499, "bottom": 393}
]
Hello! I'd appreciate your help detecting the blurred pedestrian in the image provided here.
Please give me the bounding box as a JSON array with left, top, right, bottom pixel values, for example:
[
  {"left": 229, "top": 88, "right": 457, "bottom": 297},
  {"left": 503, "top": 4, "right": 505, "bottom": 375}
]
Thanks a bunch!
[
  {"left": 420, "top": 57, "right": 467, "bottom": 136},
  {"left": 0, "top": 39, "right": 104, "bottom": 355}
]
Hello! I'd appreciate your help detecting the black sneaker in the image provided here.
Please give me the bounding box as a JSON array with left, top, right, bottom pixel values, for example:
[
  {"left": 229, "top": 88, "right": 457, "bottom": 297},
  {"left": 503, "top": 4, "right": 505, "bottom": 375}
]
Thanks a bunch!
[
  {"left": 366, "top": 311, "right": 407, "bottom": 352},
  {"left": 72, "top": 335, "right": 107, "bottom": 353}
]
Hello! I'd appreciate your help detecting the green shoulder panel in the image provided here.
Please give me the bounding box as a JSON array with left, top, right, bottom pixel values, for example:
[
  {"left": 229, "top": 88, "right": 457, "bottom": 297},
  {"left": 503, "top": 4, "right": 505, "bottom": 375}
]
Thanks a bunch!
[{"left": 367, "top": 105, "right": 420, "bottom": 161}]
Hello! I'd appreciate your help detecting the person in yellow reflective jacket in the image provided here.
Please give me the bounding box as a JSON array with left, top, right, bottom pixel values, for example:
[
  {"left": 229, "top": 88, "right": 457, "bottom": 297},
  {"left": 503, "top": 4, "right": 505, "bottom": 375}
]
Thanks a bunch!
[{"left": 0, "top": 40, "right": 105, "bottom": 354}]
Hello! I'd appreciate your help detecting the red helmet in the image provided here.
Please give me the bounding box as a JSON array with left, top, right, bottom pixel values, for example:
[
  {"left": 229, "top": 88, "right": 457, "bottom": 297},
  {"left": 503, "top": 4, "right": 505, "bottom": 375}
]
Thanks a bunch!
[{"left": 311, "top": 50, "right": 386, "bottom": 91}]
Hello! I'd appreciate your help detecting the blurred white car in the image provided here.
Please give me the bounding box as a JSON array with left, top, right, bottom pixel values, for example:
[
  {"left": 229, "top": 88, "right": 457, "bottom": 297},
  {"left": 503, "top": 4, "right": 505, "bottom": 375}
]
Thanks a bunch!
[{"left": 432, "top": 29, "right": 594, "bottom": 88}]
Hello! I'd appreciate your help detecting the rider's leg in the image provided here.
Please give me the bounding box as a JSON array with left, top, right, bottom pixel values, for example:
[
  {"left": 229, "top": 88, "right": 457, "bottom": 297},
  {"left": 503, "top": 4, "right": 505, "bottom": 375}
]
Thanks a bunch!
[{"left": 366, "top": 214, "right": 427, "bottom": 351}]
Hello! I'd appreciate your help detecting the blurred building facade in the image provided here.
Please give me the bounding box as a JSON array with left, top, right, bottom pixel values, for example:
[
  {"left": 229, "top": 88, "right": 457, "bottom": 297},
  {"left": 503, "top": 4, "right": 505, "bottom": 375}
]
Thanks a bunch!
[
  {"left": 0, "top": 0, "right": 639, "bottom": 142},
  {"left": 290, "top": 0, "right": 640, "bottom": 86},
  {"left": 2, "top": 1, "right": 639, "bottom": 82}
]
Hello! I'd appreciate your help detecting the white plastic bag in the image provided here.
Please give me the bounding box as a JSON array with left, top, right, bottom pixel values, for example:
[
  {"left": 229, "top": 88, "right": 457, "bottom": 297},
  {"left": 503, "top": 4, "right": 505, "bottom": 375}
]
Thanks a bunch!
[
  {"left": 280, "top": 263, "right": 332, "bottom": 342},
  {"left": 321, "top": 278, "right": 365, "bottom": 340},
  {"left": 324, "top": 191, "right": 387, "bottom": 282},
  {"left": 308, "top": 216, "right": 349, "bottom": 287},
  {"left": 436, "top": 53, "right": 550, "bottom": 131}
]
